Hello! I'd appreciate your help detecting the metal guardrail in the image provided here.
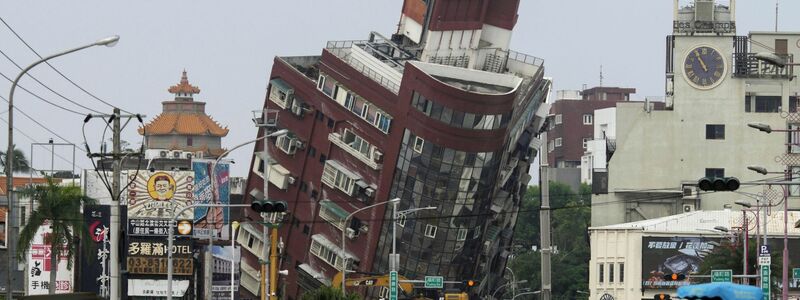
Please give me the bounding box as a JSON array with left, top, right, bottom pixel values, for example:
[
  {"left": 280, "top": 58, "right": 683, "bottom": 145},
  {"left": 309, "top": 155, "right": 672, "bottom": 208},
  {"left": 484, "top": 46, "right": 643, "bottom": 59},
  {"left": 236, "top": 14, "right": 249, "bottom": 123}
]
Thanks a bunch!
[{"left": 326, "top": 40, "right": 400, "bottom": 94}]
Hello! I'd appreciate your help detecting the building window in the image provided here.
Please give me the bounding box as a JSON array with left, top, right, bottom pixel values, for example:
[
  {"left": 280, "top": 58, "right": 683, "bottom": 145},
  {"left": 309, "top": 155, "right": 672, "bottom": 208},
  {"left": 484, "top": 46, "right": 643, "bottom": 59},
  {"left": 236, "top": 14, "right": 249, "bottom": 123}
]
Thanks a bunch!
[
  {"left": 582, "top": 138, "right": 590, "bottom": 149},
  {"left": 583, "top": 114, "right": 593, "bottom": 125},
  {"left": 619, "top": 263, "right": 624, "bottom": 283},
  {"left": 473, "top": 225, "right": 481, "bottom": 238},
  {"left": 555, "top": 114, "right": 563, "bottom": 125},
  {"left": 396, "top": 214, "right": 406, "bottom": 227},
  {"left": 548, "top": 141, "right": 554, "bottom": 152},
  {"left": 456, "top": 228, "right": 468, "bottom": 241},
  {"left": 424, "top": 224, "right": 437, "bottom": 238},
  {"left": 379, "top": 287, "right": 389, "bottom": 299},
  {"left": 320, "top": 154, "right": 327, "bottom": 164},
  {"left": 745, "top": 95, "right": 781, "bottom": 113},
  {"left": 413, "top": 136, "right": 425, "bottom": 153},
  {"left": 307, "top": 146, "right": 316, "bottom": 158},
  {"left": 321, "top": 160, "right": 360, "bottom": 196},
  {"left": 705, "top": 124, "right": 725, "bottom": 140},
  {"left": 375, "top": 111, "right": 392, "bottom": 133},
  {"left": 327, "top": 118, "right": 335, "bottom": 128},
  {"left": 187, "top": 137, "right": 193, "bottom": 146},
  {"left": 705, "top": 168, "right": 725, "bottom": 178},
  {"left": 303, "top": 225, "right": 310, "bottom": 235},
  {"left": 342, "top": 129, "right": 373, "bottom": 158},
  {"left": 609, "top": 263, "right": 614, "bottom": 283},
  {"left": 360, "top": 104, "right": 370, "bottom": 119},
  {"left": 555, "top": 138, "right": 562, "bottom": 147},
  {"left": 598, "top": 263, "right": 604, "bottom": 283}
]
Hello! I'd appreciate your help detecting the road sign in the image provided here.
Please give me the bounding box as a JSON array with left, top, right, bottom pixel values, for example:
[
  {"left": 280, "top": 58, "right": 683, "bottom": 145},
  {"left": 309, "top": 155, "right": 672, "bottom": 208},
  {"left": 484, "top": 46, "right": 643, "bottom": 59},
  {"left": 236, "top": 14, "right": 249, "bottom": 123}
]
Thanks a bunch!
[
  {"left": 389, "top": 271, "right": 398, "bottom": 300},
  {"left": 759, "top": 245, "right": 771, "bottom": 257},
  {"left": 711, "top": 270, "right": 732, "bottom": 283},
  {"left": 761, "top": 265, "right": 770, "bottom": 300},
  {"left": 794, "top": 268, "right": 800, "bottom": 280},
  {"left": 425, "top": 276, "right": 444, "bottom": 289},
  {"left": 759, "top": 256, "right": 771, "bottom": 266}
]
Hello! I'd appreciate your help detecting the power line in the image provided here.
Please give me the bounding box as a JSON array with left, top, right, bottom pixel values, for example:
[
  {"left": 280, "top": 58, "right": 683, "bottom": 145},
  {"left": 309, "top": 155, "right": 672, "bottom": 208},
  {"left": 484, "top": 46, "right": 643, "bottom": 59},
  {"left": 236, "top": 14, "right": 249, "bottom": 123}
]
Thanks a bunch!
[
  {"left": 0, "top": 16, "right": 134, "bottom": 114},
  {"left": 0, "top": 70, "right": 86, "bottom": 115},
  {"left": 0, "top": 48, "right": 104, "bottom": 114},
  {"left": 0, "top": 94, "right": 87, "bottom": 152},
  {"left": 0, "top": 114, "right": 82, "bottom": 169}
]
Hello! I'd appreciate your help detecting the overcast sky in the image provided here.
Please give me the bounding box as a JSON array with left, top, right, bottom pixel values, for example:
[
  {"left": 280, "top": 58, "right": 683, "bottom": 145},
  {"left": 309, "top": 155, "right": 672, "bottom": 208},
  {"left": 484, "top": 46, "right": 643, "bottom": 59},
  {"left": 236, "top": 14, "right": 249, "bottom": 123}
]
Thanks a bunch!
[{"left": 1, "top": 1, "right": 799, "bottom": 180}]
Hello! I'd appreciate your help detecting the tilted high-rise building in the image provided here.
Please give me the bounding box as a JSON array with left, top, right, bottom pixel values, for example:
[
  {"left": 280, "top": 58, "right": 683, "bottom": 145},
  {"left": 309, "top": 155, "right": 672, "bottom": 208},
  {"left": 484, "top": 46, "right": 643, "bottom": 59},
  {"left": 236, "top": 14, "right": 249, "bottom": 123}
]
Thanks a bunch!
[{"left": 240, "top": 1, "right": 552, "bottom": 298}]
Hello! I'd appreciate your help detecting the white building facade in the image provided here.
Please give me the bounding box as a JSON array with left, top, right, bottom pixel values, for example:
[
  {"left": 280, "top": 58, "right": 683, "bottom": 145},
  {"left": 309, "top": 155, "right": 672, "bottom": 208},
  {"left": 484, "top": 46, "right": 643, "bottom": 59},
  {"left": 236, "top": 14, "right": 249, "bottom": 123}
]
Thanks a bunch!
[
  {"left": 591, "top": 0, "right": 800, "bottom": 227},
  {"left": 589, "top": 210, "right": 800, "bottom": 300},
  {"left": 581, "top": 107, "right": 617, "bottom": 185}
]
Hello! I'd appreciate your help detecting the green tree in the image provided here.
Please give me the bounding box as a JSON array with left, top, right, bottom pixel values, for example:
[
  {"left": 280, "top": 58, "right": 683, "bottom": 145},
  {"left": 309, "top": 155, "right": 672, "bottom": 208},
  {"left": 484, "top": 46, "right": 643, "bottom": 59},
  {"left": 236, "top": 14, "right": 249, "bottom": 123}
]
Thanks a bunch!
[
  {"left": 301, "top": 286, "right": 361, "bottom": 300},
  {"left": 16, "top": 178, "right": 95, "bottom": 294},
  {"left": 0, "top": 145, "right": 31, "bottom": 173},
  {"left": 699, "top": 238, "right": 782, "bottom": 290},
  {"left": 510, "top": 183, "right": 591, "bottom": 300}
]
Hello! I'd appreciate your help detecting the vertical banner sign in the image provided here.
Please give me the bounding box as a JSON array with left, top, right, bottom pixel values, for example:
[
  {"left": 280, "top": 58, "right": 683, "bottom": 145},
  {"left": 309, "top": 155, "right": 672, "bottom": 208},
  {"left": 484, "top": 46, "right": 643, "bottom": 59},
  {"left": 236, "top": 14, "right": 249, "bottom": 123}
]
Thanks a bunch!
[
  {"left": 26, "top": 222, "right": 74, "bottom": 295},
  {"left": 0, "top": 206, "right": 8, "bottom": 248},
  {"left": 79, "top": 205, "right": 111, "bottom": 297},
  {"left": 762, "top": 265, "right": 770, "bottom": 300},
  {"left": 210, "top": 245, "right": 241, "bottom": 300},
  {"left": 193, "top": 161, "right": 230, "bottom": 240},
  {"left": 389, "top": 271, "right": 398, "bottom": 300}
]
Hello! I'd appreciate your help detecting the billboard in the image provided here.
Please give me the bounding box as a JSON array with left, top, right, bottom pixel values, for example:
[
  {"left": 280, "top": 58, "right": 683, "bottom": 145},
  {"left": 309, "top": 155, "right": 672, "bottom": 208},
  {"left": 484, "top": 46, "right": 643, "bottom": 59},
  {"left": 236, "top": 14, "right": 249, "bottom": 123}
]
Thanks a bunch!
[
  {"left": 641, "top": 236, "right": 715, "bottom": 289},
  {"left": 82, "top": 170, "right": 121, "bottom": 205},
  {"left": 209, "top": 245, "right": 241, "bottom": 300},
  {"left": 26, "top": 222, "right": 74, "bottom": 295},
  {"left": 193, "top": 161, "right": 230, "bottom": 240},
  {"left": 79, "top": 205, "right": 111, "bottom": 297},
  {"left": 126, "top": 237, "right": 193, "bottom": 275},
  {"left": 126, "top": 170, "right": 194, "bottom": 236}
]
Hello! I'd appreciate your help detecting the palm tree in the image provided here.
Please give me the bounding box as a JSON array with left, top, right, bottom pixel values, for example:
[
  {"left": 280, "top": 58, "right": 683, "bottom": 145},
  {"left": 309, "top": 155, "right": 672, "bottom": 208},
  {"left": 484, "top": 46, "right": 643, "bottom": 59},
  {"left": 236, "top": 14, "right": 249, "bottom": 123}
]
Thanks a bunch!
[
  {"left": 0, "top": 145, "right": 31, "bottom": 173},
  {"left": 16, "top": 177, "right": 95, "bottom": 294}
]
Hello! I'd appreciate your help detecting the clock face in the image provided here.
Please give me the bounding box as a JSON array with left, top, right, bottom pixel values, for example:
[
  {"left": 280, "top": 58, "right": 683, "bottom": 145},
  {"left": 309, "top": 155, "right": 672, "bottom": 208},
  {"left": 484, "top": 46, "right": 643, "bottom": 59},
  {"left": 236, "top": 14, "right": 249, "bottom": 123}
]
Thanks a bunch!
[{"left": 683, "top": 46, "right": 725, "bottom": 89}]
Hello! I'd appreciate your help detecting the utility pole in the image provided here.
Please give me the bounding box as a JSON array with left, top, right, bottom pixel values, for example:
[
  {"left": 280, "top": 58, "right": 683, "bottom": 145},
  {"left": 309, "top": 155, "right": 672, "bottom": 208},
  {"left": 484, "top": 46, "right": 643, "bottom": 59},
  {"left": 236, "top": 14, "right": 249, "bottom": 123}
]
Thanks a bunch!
[
  {"left": 110, "top": 108, "right": 122, "bottom": 300},
  {"left": 539, "top": 134, "right": 552, "bottom": 300}
]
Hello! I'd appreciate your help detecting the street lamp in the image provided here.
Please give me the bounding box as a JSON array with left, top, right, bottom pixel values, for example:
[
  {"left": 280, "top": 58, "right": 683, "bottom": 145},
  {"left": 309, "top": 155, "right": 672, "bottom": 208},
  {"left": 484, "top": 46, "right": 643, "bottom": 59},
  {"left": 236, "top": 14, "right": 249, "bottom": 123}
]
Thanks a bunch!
[
  {"left": 490, "top": 280, "right": 527, "bottom": 300},
  {"left": 341, "top": 198, "right": 400, "bottom": 292},
  {"left": 4, "top": 34, "right": 119, "bottom": 300},
  {"left": 747, "top": 165, "right": 769, "bottom": 175},
  {"left": 391, "top": 203, "right": 437, "bottom": 272}
]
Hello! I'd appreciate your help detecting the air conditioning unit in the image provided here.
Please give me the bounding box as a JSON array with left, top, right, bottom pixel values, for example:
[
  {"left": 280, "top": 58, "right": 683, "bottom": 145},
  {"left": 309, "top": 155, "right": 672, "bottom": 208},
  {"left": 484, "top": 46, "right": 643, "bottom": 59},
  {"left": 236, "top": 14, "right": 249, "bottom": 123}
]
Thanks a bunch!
[
  {"left": 359, "top": 224, "right": 369, "bottom": 233},
  {"left": 294, "top": 140, "right": 305, "bottom": 150},
  {"left": 372, "top": 150, "right": 383, "bottom": 163},
  {"left": 287, "top": 176, "right": 296, "bottom": 185},
  {"left": 171, "top": 150, "right": 182, "bottom": 158},
  {"left": 683, "top": 204, "right": 694, "bottom": 213},
  {"left": 160, "top": 150, "right": 169, "bottom": 158},
  {"left": 364, "top": 187, "right": 375, "bottom": 198},
  {"left": 682, "top": 185, "right": 698, "bottom": 200},
  {"left": 185, "top": 152, "right": 193, "bottom": 160},
  {"left": 194, "top": 151, "right": 205, "bottom": 159},
  {"left": 346, "top": 228, "right": 359, "bottom": 239},
  {"left": 145, "top": 149, "right": 166, "bottom": 160}
]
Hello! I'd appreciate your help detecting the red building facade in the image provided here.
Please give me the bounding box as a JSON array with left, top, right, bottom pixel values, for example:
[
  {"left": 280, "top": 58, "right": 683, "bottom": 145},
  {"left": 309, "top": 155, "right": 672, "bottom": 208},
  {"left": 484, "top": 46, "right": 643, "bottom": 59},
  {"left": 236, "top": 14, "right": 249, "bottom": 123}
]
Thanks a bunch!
[{"left": 241, "top": 1, "right": 552, "bottom": 299}]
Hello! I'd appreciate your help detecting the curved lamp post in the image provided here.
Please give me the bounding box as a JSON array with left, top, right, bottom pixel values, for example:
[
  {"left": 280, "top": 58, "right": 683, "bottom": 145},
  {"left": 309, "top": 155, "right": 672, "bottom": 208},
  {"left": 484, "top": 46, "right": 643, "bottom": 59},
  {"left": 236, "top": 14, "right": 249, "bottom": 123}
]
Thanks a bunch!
[
  {"left": 5, "top": 34, "right": 118, "bottom": 300},
  {"left": 391, "top": 204, "right": 437, "bottom": 272},
  {"left": 341, "top": 198, "right": 400, "bottom": 292}
]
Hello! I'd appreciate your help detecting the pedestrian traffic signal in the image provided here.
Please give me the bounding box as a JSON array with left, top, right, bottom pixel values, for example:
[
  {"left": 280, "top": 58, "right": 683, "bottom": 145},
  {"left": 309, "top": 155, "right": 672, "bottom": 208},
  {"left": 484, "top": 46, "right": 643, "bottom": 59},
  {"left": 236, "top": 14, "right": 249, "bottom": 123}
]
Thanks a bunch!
[
  {"left": 662, "top": 273, "right": 686, "bottom": 281},
  {"left": 251, "top": 199, "right": 288, "bottom": 213},
  {"left": 697, "top": 177, "right": 739, "bottom": 192},
  {"left": 653, "top": 294, "right": 671, "bottom": 300}
]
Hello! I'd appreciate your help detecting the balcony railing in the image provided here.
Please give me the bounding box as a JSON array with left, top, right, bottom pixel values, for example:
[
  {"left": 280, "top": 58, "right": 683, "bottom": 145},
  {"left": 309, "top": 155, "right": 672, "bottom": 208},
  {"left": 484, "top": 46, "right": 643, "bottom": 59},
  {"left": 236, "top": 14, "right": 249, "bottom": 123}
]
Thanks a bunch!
[
  {"left": 326, "top": 40, "right": 401, "bottom": 94},
  {"left": 732, "top": 53, "right": 794, "bottom": 79},
  {"left": 328, "top": 132, "right": 381, "bottom": 170}
]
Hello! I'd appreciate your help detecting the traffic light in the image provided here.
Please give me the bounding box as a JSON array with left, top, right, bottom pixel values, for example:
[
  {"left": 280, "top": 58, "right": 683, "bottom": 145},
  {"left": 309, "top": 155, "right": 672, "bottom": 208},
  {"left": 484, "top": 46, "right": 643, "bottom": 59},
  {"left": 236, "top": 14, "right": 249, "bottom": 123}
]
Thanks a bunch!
[
  {"left": 697, "top": 177, "right": 740, "bottom": 192},
  {"left": 251, "top": 199, "right": 288, "bottom": 213},
  {"left": 662, "top": 273, "right": 686, "bottom": 281},
  {"left": 653, "top": 294, "right": 671, "bottom": 300},
  {"left": 461, "top": 280, "right": 477, "bottom": 291}
]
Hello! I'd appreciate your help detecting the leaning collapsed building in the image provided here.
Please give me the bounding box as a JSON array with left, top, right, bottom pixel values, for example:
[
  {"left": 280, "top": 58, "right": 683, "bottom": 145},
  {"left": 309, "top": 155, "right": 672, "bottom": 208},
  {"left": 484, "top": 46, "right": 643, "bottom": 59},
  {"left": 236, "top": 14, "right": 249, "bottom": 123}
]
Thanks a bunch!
[{"left": 241, "top": 1, "right": 552, "bottom": 298}]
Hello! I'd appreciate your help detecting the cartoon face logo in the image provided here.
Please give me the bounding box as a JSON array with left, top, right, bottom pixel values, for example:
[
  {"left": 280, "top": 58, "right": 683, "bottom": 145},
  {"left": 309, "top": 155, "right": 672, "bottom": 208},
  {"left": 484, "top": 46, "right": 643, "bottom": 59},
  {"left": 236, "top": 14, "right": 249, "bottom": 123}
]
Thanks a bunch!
[{"left": 146, "top": 173, "right": 176, "bottom": 201}]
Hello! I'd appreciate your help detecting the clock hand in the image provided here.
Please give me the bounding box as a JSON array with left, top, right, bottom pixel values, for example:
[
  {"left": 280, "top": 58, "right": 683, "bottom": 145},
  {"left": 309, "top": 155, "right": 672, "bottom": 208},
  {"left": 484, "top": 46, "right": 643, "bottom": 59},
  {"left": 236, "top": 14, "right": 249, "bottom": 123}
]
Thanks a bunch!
[{"left": 694, "top": 51, "right": 708, "bottom": 72}]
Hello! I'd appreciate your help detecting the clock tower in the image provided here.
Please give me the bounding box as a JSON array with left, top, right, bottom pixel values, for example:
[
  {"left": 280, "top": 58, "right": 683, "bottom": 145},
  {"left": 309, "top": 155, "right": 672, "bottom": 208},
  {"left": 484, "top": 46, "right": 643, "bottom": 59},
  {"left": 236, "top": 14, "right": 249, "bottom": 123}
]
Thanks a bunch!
[{"left": 666, "top": 0, "right": 737, "bottom": 108}]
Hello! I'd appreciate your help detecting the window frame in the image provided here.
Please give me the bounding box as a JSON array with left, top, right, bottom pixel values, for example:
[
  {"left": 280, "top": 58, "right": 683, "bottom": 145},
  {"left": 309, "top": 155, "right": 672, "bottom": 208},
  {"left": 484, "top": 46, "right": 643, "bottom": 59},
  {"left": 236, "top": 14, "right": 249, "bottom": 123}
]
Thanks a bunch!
[
  {"left": 582, "top": 138, "right": 590, "bottom": 149},
  {"left": 583, "top": 114, "right": 593, "bottom": 125},
  {"left": 424, "top": 224, "right": 437, "bottom": 238},
  {"left": 705, "top": 124, "right": 725, "bottom": 140},
  {"left": 456, "top": 228, "right": 468, "bottom": 241},
  {"left": 555, "top": 114, "right": 563, "bottom": 125},
  {"left": 555, "top": 137, "right": 562, "bottom": 147},
  {"left": 413, "top": 136, "right": 425, "bottom": 153}
]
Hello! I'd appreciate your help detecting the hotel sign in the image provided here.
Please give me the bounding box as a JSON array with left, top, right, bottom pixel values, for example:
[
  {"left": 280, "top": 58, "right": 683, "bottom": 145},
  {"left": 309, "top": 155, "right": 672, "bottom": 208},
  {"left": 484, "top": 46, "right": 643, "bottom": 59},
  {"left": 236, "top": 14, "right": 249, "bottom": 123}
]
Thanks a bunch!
[{"left": 126, "top": 238, "right": 193, "bottom": 275}]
